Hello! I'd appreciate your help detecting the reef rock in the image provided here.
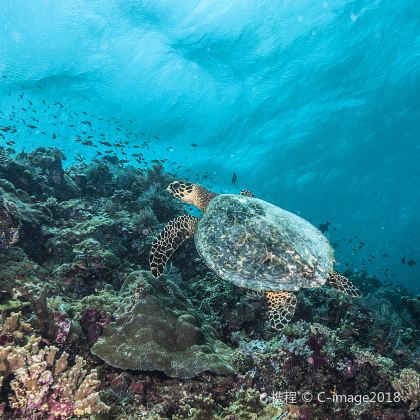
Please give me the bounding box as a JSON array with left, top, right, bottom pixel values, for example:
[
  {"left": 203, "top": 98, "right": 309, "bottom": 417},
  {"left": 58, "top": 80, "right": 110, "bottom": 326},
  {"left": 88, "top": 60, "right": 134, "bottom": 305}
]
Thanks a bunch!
[
  {"left": 0, "top": 196, "right": 20, "bottom": 250},
  {"left": 92, "top": 271, "right": 237, "bottom": 379}
]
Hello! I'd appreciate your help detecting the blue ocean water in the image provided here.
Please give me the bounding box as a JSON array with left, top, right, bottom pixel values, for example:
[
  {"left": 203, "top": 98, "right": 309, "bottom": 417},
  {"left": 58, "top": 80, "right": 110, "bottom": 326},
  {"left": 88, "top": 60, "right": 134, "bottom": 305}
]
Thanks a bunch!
[{"left": 0, "top": 0, "right": 419, "bottom": 291}]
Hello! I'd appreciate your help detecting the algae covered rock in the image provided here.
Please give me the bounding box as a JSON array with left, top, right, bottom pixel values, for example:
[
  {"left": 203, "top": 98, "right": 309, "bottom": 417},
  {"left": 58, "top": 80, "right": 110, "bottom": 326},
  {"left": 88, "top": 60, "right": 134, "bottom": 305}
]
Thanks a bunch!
[
  {"left": 92, "top": 271, "right": 237, "bottom": 379},
  {"left": 0, "top": 195, "right": 20, "bottom": 249}
]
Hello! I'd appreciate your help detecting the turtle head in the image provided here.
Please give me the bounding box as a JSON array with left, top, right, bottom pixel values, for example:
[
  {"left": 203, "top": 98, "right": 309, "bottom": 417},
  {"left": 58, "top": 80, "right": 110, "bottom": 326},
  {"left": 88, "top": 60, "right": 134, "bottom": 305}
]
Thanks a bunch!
[
  {"left": 167, "top": 181, "right": 194, "bottom": 201},
  {"left": 167, "top": 181, "right": 216, "bottom": 211}
]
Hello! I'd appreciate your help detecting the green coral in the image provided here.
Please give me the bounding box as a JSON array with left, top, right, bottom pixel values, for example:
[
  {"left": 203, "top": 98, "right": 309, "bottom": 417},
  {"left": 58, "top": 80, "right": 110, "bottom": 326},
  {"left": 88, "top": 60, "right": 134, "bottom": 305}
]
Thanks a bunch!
[
  {"left": 350, "top": 345, "right": 395, "bottom": 378},
  {"left": 58, "top": 284, "right": 121, "bottom": 320},
  {"left": 173, "top": 388, "right": 284, "bottom": 420},
  {"left": 174, "top": 394, "right": 216, "bottom": 420}
]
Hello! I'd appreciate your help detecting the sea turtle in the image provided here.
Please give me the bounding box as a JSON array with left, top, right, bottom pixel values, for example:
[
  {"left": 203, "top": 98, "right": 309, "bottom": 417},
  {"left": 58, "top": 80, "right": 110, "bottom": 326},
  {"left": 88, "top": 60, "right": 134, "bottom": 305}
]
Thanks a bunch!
[{"left": 149, "top": 181, "right": 360, "bottom": 330}]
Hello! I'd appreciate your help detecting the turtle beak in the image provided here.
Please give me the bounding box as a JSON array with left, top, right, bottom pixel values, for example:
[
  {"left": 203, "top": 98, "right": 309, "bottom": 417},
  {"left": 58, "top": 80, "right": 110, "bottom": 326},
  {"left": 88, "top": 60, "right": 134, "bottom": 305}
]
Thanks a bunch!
[{"left": 167, "top": 181, "right": 179, "bottom": 196}]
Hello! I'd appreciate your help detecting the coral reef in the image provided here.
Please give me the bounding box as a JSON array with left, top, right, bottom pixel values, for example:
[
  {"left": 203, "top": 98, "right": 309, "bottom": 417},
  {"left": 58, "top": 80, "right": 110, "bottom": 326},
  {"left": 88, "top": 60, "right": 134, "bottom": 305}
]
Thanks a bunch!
[{"left": 0, "top": 147, "right": 418, "bottom": 418}]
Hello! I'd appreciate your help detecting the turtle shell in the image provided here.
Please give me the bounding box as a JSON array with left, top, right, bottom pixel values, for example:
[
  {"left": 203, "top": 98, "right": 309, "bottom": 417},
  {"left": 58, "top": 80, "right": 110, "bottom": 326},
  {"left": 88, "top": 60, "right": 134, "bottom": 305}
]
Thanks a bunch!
[{"left": 195, "top": 194, "right": 334, "bottom": 292}]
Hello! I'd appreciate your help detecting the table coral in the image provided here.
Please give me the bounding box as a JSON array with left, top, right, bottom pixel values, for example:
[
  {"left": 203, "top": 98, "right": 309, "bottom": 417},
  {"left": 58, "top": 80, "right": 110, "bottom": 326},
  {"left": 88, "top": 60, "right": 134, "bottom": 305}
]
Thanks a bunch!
[{"left": 92, "top": 270, "right": 237, "bottom": 379}]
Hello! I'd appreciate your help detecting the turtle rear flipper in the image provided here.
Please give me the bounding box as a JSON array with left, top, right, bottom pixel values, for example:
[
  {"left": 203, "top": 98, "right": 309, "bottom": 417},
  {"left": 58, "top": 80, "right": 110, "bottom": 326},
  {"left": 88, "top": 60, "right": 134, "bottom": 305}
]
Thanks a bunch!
[
  {"left": 266, "top": 291, "right": 297, "bottom": 330},
  {"left": 327, "top": 272, "right": 361, "bottom": 297},
  {"left": 149, "top": 215, "right": 197, "bottom": 277}
]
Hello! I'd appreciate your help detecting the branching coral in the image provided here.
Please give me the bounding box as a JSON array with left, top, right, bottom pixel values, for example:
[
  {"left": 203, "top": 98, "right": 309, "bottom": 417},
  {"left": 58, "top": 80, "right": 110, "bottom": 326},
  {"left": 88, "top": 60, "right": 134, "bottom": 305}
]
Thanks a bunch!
[
  {"left": 276, "top": 335, "right": 313, "bottom": 358},
  {"left": 173, "top": 388, "right": 284, "bottom": 420},
  {"left": 350, "top": 345, "right": 395, "bottom": 378},
  {"left": 0, "top": 311, "right": 33, "bottom": 343},
  {"left": 392, "top": 368, "right": 420, "bottom": 410},
  {"left": 0, "top": 312, "right": 109, "bottom": 418}
]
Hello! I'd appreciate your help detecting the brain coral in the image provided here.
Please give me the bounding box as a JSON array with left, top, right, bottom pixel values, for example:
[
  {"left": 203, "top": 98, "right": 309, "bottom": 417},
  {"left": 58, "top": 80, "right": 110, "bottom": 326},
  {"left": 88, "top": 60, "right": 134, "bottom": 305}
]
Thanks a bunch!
[{"left": 91, "top": 271, "right": 236, "bottom": 379}]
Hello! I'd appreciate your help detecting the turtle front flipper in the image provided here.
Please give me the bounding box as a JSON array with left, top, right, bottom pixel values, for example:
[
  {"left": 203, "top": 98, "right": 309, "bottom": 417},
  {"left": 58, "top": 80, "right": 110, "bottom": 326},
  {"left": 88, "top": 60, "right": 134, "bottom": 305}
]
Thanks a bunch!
[
  {"left": 240, "top": 189, "right": 255, "bottom": 197},
  {"left": 266, "top": 291, "right": 297, "bottom": 330},
  {"left": 149, "top": 214, "right": 197, "bottom": 277},
  {"left": 327, "top": 272, "right": 361, "bottom": 297}
]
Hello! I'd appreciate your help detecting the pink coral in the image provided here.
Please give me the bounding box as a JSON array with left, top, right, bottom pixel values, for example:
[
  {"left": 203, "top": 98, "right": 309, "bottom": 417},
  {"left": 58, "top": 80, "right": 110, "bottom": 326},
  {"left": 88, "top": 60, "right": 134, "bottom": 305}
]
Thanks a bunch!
[{"left": 53, "top": 312, "right": 71, "bottom": 345}]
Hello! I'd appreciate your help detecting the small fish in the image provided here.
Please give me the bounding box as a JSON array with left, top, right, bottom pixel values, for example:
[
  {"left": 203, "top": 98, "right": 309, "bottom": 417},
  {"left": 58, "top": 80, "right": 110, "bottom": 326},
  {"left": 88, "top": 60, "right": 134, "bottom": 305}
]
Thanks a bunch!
[
  {"left": 191, "top": 143, "right": 198, "bottom": 147},
  {"left": 319, "top": 221, "right": 330, "bottom": 233},
  {"left": 401, "top": 257, "right": 406, "bottom": 264},
  {"left": 103, "top": 155, "right": 120, "bottom": 165},
  {"left": 407, "top": 259, "right": 416, "bottom": 266}
]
